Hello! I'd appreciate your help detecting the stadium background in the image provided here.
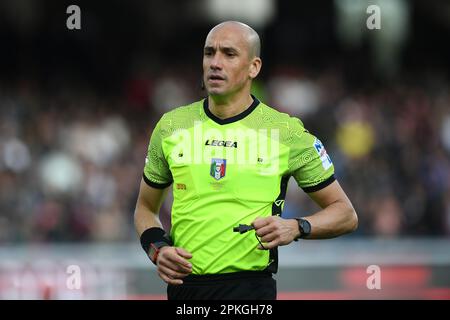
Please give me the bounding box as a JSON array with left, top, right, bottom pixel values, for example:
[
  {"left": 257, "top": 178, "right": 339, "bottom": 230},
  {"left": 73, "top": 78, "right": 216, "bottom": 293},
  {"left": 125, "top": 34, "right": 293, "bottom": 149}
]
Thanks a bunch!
[{"left": 0, "top": 0, "right": 449, "bottom": 299}]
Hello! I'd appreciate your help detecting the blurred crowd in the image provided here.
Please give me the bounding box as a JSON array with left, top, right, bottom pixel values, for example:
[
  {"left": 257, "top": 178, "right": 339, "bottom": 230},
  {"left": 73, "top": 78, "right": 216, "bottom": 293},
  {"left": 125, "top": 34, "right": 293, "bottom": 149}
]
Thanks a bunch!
[
  {"left": 278, "top": 68, "right": 450, "bottom": 238},
  {"left": 0, "top": 64, "right": 449, "bottom": 243}
]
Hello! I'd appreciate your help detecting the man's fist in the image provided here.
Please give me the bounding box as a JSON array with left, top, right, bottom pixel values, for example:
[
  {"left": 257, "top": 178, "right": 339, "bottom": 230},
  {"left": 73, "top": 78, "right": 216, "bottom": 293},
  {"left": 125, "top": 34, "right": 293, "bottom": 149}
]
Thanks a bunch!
[{"left": 252, "top": 216, "right": 299, "bottom": 249}]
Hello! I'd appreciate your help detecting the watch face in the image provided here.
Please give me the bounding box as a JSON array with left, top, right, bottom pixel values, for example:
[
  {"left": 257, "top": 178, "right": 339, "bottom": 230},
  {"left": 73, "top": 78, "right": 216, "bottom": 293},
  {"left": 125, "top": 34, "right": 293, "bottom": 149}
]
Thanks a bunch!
[{"left": 300, "top": 219, "right": 311, "bottom": 235}]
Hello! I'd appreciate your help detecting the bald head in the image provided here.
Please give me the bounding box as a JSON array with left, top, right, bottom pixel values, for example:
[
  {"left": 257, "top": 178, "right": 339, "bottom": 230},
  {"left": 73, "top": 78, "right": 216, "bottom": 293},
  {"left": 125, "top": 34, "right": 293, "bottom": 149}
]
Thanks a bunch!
[
  {"left": 203, "top": 21, "right": 262, "bottom": 97},
  {"left": 206, "top": 21, "right": 261, "bottom": 58}
]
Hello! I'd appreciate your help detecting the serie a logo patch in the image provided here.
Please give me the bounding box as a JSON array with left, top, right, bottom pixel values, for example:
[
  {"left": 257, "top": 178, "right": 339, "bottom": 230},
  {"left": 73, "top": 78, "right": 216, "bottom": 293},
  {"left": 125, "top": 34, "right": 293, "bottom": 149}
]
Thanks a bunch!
[
  {"left": 313, "top": 138, "right": 333, "bottom": 170},
  {"left": 210, "top": 158, "right": 226, "bottom": 180}
]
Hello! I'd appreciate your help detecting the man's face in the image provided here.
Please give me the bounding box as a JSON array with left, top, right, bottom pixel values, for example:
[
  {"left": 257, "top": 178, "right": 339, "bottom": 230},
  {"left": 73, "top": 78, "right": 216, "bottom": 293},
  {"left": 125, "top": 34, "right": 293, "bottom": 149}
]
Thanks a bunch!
[{"left": 203, "top": 26, "right": 254, "bottom": 97}]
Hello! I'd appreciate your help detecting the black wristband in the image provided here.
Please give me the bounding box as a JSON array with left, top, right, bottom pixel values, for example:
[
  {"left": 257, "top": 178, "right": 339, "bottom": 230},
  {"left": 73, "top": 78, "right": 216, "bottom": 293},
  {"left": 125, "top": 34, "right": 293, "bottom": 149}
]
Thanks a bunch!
[{"left": 140, "top": 227, "right": 173, "bottom": 254}]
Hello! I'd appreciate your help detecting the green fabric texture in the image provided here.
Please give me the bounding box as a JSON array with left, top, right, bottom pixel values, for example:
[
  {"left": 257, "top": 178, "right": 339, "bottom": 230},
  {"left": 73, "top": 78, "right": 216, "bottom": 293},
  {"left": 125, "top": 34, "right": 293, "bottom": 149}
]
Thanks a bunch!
[{"left": 144, "top": 98, "right": 334, "bottom": 274}]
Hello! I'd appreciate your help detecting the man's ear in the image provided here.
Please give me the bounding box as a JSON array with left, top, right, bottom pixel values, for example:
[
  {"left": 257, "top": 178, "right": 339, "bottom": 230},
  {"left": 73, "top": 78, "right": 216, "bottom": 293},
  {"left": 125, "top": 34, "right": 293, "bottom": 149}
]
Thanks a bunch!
[{"left": 249, "top": 57, "right": 262, "bottom": 79}]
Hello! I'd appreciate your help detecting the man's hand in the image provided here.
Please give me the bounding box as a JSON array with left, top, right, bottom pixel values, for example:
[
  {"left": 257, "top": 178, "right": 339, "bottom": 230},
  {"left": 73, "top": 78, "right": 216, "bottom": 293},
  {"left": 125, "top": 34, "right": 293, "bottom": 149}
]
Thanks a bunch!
[
  {"left": 156, "top": 247, "right": 193, "bottom": 285},
  {"left": 252, "top": 216, "right": 299, "bottom": 250}
]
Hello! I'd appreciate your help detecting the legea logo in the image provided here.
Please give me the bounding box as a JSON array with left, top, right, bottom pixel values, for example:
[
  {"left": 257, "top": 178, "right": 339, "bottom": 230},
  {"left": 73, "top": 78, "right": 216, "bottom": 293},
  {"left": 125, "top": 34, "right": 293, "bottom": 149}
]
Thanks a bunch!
[{"left": 170, "top": 121, "right": 280, "bottom": 173}]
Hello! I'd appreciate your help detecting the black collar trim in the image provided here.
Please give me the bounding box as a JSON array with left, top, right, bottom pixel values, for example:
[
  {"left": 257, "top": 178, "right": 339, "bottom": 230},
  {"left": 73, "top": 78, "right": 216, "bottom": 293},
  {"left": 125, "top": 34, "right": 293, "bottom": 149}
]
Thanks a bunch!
[{"left": 203, "top": 95, "right": 260, "bottom": 125}]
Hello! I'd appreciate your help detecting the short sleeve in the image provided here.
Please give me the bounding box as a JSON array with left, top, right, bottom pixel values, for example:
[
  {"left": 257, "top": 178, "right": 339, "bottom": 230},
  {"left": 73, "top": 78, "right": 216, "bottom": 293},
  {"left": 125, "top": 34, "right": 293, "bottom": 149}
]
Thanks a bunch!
[
  {"left": 143, "top": 118, "right": 173, "bottom": 189},
  {"left": 288, "top": 118, "right": 335, "bottom": 193}
]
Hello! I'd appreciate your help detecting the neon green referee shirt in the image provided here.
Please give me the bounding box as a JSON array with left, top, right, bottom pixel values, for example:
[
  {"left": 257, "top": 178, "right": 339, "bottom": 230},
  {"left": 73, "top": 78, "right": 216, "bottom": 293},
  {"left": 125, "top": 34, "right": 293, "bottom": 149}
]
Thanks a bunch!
[{"left": 143, "top": 96, "right": 335, "bottom": 275}]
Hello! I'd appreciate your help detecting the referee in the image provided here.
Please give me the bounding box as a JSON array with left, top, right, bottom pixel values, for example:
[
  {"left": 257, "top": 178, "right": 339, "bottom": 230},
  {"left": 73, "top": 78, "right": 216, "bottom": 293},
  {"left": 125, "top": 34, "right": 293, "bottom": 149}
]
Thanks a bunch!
[{"left": 134, "top": 21, "right": 358, "bottom": 300}]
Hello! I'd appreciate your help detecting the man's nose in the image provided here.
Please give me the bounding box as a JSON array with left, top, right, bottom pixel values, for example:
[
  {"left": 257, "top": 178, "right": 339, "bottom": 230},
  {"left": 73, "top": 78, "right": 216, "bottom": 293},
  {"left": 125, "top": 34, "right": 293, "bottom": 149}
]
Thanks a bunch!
[{"left": 210, "top": 54, "right": 223, "bottom": 70}]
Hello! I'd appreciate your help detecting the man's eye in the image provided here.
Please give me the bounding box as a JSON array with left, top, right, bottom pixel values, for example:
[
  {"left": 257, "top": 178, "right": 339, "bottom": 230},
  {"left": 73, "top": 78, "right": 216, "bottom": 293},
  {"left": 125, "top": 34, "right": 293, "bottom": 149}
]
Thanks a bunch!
[
  {"left": 226, "top": 52, "right": 236, "bottom": 57},
  {"left": 204, "top": 51, "right": 212, "bottom": 56}
]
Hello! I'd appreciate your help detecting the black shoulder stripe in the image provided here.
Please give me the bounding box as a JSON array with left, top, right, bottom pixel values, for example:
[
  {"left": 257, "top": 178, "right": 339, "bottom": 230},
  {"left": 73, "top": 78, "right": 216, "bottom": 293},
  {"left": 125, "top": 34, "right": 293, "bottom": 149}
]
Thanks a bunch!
[
  {"left": 302, "top": 175, "right": 336, "bottom": 193},
  {"left": 142, "top": 173, "right": 172, "bottom": 189}
]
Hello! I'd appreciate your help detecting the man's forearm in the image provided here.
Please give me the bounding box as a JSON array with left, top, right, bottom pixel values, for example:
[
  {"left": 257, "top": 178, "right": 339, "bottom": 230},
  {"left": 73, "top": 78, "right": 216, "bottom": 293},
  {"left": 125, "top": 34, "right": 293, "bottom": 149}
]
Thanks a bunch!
[
  {"left": 134, "top": 179, "right": 169, "bottom": 237},
  {"left": 298, "top": 200, "right": 358, "bottom": 239},
  {"left": 134, "top": 205, "right": 162, "bottom": 236}
]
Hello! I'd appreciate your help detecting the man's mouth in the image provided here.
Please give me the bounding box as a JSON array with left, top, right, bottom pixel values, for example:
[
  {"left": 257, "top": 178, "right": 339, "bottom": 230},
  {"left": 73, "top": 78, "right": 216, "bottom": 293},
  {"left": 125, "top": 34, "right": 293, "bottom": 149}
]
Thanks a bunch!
[{"left": 208, "top": 74, "right": 226, "bottom": 81}]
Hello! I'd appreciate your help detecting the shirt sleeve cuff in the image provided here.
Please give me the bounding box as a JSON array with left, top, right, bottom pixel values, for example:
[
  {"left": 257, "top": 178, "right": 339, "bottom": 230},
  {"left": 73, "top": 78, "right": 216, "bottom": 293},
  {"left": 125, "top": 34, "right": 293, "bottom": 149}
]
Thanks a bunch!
[
  {"left": 301, "top": 174, "right": 336, "bottom": 193},
  {"left": 142, "top": 173, "right": 173, "bottom": 189}
]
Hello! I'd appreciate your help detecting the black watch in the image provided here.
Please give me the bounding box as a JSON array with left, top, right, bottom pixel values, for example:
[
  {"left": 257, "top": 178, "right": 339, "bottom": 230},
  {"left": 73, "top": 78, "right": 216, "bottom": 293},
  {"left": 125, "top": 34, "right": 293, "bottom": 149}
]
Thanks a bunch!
[
  {"left": 148, "top": 241, "right": 170, "bottom": 264},
  {"left": 294, "top": 218, "right": 311, "bottom": 241}
]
